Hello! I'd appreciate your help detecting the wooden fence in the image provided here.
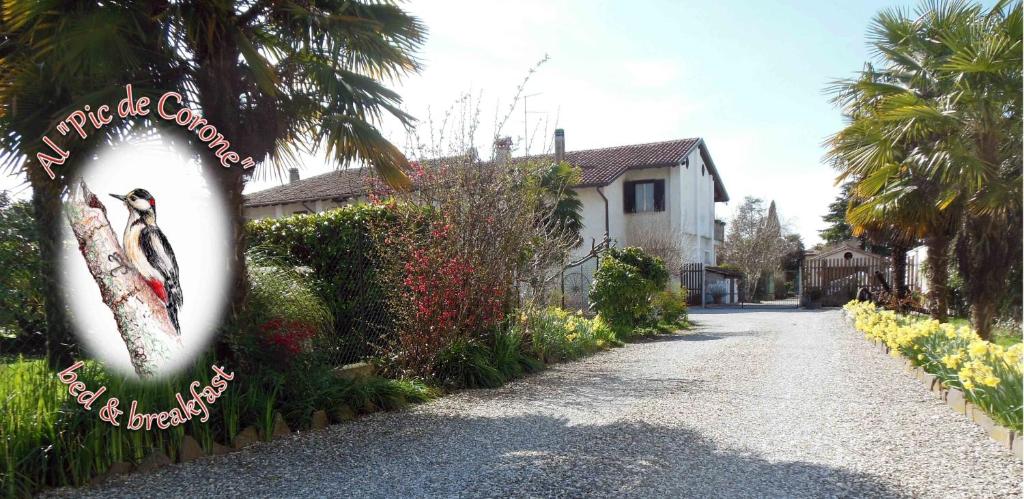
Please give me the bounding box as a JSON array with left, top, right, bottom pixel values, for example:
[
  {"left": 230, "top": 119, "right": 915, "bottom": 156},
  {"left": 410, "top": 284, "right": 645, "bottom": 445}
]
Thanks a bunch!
[{"left": 800, "top": 256, "right": 921, "bottom": 306}]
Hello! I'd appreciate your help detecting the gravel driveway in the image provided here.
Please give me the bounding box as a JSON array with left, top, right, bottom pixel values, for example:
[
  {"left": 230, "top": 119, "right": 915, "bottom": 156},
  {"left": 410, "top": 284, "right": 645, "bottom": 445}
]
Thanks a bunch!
[{"left": 64, "top": 306, "right": 1022, "bottom": 498}]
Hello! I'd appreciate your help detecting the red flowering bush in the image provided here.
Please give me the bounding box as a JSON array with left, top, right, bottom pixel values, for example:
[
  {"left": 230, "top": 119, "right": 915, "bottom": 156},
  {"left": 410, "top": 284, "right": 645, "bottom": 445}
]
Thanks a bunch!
[
  {"left": 403, "top": 223, "right": 504, "bottom": 330},
  {"left": 260, "top": 318, "right": 317, "bottom": 356},
  {"left": 375, "top": 208, "right": 509, "bottom": 374},
  {"left": 368, "top": 155, "right": 577, "bottom": 377},
  {"left": 236, "top": 250, "right": 334, "bottom": 371}
]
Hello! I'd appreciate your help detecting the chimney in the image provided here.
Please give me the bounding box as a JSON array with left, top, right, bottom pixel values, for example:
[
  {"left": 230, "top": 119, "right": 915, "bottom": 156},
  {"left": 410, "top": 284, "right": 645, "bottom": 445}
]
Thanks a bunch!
[
  {"left": 554, "top": 128, "right": 565, "bottom": 163},
  {"left": 288, "top": 168, "right": 300, "bottom": 183},
  {"left": 494, "top": 136, "right": 513, "bottom": 163}
]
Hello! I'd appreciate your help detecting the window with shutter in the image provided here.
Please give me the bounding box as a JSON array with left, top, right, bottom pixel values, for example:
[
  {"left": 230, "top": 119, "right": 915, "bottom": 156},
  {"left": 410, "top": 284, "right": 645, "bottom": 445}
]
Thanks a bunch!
[
  {"left": 624, "top": 181, "right": 636, "bottom": 213},
  {"left": 624, "top": 179, "right": 665, "bottom": 213},
  {"left": 653, "top": 179, "right": 665, "bottom": 210}
]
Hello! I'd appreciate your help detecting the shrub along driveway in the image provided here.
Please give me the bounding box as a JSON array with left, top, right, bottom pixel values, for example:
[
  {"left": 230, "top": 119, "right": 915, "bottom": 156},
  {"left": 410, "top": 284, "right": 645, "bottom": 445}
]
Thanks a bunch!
[{"left": 65, "top": 308, "right": 1021, "bottom": 498}]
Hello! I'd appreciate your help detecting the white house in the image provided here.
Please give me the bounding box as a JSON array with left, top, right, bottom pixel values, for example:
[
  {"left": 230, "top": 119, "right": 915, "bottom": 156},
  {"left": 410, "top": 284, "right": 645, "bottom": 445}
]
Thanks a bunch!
[{"left": 545, "top": 132, "right": 730, "bottom": 266}]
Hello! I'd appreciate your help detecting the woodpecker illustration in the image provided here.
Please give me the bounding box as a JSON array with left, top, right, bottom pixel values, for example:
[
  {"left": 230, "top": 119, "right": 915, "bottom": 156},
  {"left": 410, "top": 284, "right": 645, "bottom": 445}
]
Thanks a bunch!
[{"left": 110, "top": 188, "right": 183, "bottom": 334}]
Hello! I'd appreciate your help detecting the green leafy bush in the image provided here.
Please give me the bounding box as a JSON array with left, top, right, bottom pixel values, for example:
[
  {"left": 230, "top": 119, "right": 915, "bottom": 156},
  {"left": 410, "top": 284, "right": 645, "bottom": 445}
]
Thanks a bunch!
[
  {"left": 237, "top": 250, "right": 334, "bottom": 370},
  {"left": 431, "top": 306, "right": 622, "bottom": 389},
  {"left": 653, "top": 289, "right": 688, "bottom": 325},
  {"left": 589, "top": 247, "right": 668, "bottom": 329},
  {"left": 432, "top": 326, "right": 545, "bottom": 389},
  {"left": 247, "top": 204, "right": 398, "bottom": 362},
  {"left": 433, "top": 337, "right": 506, "bottom": 389},
  {"left": 0, "top": 193, "right": 46, "bottom": 355},
  {"left": 492, "top": 326, "right": 544, "bottom": 380}
]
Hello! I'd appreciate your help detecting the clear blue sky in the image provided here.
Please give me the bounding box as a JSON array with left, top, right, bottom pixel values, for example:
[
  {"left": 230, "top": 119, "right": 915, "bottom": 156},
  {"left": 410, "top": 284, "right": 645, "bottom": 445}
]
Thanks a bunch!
[{"left": 0, "top": 0, "right": 957, "bottom": 246}]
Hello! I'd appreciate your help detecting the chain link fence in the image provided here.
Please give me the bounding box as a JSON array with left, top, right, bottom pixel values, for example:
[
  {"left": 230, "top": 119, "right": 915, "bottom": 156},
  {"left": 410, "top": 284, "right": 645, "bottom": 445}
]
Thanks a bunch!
[
  {"left": 245, "top": 224, "right": 393, "bottom": 369},
  {"left": 559, "top": 238, "right": 612, "bottom": 315}
]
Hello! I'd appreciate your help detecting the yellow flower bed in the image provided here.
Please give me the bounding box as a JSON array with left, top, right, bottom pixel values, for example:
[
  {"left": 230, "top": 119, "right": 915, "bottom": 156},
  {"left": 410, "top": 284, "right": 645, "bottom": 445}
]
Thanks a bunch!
[
  {"left": 520, "top": 307, "right": 622, "bottom": 362},
  {"left": 844, "top": 300, "right": 1023, "bottom": 431}
]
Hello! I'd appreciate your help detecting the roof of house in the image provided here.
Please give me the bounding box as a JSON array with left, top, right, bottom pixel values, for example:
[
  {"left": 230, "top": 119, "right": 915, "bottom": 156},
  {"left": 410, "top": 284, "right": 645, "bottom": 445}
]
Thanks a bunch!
[
  {"left": 244, "top": 168, "right": 373, "bottom": 208},
  {"left": 807, "top": 239, "right": 884, "bottom": 261},
  {"left": 244, "top": 138, "right": 729, "bottom": 207},
  {"left": 706, "top": 265, "right": 744, "bottom": 278}
]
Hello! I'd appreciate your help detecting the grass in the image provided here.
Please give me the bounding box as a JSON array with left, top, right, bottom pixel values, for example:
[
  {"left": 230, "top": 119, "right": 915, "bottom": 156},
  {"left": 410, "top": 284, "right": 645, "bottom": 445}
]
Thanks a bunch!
[
  {"left": 0, "top": 355, "right": 434, "bottom": 497},
  {"left": 944, "top": 317, "right": 1022, "bottom": 348}
]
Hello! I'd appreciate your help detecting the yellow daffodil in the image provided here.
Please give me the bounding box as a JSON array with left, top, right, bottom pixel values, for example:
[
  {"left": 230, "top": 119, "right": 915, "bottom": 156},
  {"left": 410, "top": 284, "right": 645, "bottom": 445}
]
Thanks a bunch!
[
  {"left": 942, "top": 353, "right": 962, "bottom": 369},
  {"left": 969, "top": 341, "right": 989, "bottom": 358}
]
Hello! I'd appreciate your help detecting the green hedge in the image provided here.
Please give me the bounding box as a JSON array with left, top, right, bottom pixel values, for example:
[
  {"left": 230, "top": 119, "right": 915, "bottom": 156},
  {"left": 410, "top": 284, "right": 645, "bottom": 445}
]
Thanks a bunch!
[{"left": 247, "top": 204, "right": 395, "bottom": 363}]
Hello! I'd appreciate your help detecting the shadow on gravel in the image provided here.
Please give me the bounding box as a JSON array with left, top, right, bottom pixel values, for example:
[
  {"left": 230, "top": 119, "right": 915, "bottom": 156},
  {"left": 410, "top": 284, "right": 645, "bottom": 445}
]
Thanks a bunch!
[
  {"left": 674, "top": 333, "right": 725, "bottom": 342},
  {"left": 631, "top": 332, "right": 760, "bottom": 343},
  {"left": 671, "top": 327, "right": 765, "bottom": 340},
  {"left": 75, "top": 412, "right": 907, "bottom": 498},
  {"left": 433, "top": 414, "right": 907, "bottom": 498},
  {"left": 690, "top": 307, "right": 836, "bottom": 315},
  {"left": 628, "top": 334, "right": 719, "bottom": 343}
]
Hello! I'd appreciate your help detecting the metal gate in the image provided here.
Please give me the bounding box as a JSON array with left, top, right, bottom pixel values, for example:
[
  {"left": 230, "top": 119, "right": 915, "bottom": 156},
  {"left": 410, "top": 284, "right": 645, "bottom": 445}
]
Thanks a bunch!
[
  {"left": 561, "top": 237, "right": 612, "bottom": 314},
  {"left": 680, "top": 263, "right": 704, "bottom": 305}
]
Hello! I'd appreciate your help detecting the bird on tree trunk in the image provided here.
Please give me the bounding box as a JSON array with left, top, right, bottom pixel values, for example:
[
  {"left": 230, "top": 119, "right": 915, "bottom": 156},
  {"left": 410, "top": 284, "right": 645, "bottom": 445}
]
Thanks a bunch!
[{"left": 110, "top": 189, "right": 183, "bottom": 334}]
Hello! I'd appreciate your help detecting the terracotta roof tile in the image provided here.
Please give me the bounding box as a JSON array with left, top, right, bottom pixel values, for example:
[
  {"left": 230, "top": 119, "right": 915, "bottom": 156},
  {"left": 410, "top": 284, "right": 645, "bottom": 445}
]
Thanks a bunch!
[
  {"left": 244, "top": 168, "right": 372, "bottom": 207},
  {"left": 243, "top": 138, "right": 729, "bottom": 207},
  {"left": 521, "top": 138, "right": 700, "bottom": 187}
]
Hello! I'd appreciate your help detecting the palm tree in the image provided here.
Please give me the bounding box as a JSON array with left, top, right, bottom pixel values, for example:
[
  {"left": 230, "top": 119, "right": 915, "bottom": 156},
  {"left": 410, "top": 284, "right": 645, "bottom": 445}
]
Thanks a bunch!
[
  {"left": 534, "top": 161, "right": 584, "bottom": 246},
  {"left": 826, "top": 0, "right": 1022, "bottom": 337},
  {"left": 3, "top": 1, "right": 426, "bottom": 358},
  {"left": 160, "top": 1, "right": 425, "bottom": 324},
  {"left": 0, "top": 1, "right": 186, "bottom": 366}
]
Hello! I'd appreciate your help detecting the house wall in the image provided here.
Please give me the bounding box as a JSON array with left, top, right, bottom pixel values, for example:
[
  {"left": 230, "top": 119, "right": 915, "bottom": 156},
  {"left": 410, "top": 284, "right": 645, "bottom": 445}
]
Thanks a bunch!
[
  {"left": 576, "top": 187, "right": 615, "bottom": 252},
  {"left": 677, "top": 146, "right": 718, "bottom": 265},
  {"left": 908, "top": 245, "right": 929, "bottom": 294},
  {"left": 573, "top": 146, "right": 720, "bottom": 268}
]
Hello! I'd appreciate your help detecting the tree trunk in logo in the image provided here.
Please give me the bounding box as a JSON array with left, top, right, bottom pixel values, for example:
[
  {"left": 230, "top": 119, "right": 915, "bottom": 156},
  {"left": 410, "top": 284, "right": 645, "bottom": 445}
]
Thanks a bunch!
[{"left": 64, "top": 179, "right": 180, "bottom": 378}]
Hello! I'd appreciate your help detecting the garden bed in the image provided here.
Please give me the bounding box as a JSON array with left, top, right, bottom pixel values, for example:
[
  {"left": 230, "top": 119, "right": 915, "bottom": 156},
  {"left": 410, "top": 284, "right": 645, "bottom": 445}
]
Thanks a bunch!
[{"left": 843, "top": 303, "right": 1023, "bottom": 460}]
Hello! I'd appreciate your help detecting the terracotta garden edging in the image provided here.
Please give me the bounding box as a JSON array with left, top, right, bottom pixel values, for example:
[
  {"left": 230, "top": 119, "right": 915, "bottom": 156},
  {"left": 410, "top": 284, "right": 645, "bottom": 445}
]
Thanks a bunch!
[{"left": 844, "top": 313, "right": 1023, "bottom": 461}]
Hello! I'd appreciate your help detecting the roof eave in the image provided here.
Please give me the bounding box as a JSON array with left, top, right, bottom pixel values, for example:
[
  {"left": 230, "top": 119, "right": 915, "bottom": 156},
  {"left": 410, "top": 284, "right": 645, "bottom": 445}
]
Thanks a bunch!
[
  {"left": 696, "top": 139, "right": 729, "bottom": 203},
  {"left": 244, "top": 195, "right": 347, "bottom": 208}
]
